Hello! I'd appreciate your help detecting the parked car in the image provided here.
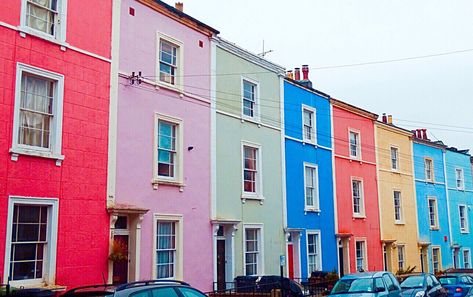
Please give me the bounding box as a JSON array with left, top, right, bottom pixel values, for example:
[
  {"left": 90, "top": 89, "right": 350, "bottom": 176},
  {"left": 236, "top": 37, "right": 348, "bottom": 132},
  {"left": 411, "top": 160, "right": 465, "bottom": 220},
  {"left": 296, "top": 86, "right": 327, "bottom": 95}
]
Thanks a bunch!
[
  {"left": 438, "top": 275, "right": 473, "bottom": 297},
  {"left": 399, "top": 273, "right": 447, "bottom": 297},
  {"left": 62, "top": 280, "right": 207, "bottom": 297},
  {"left": 330, "top": 272, "right": 401, "bottom": 297}
]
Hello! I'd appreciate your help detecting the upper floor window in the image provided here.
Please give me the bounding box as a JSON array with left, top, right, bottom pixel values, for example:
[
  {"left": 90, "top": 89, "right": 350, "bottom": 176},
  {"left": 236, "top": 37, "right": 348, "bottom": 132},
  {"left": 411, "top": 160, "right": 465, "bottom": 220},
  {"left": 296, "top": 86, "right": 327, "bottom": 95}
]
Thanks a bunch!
[
  {"left": 393, "top": 191, "right": 402, "bottom": 222},
  {"left": 352, "top": 179, "right": 365, "bottom": 217},
  {"left": 428, "top": 197, "right": 439, "bottom": 229},
  {"left": 391, "top": 147, "right": 399, "bottom": 170},
  {"left": 302, "top": 106, "right": 316, "bottom": 144},
  {"left": 424, "top": 158, "right": 434, "bottom": 181},
  {"left": 307, "top": 232, "right": 321, "bottom": 274},
  {"left": 459, "top": 205, "right": 469, "bottom": 233},
  {"left": 304, "top": 164, "right": 319, "bottom": 211},
  {"left": 242, "top": 144, "right": 262, "bottom": 198},
  {"left": 157, "top": 34, "right": 183, "bottom": 89},
  {"left": 456, "top": 168, "right": 464, "bottom": 190},
  {"left": 11, "top": 64, "right": 64, "bottom": 162},
  {"left": 21, "top": 0, "right": 66, "bottom": 41},
  {"left": 154, "top": 114, "right": 183, "bottom": 185},
  {"left": 242, "top": 80, "right": 258, "bottom": 118},
  {"left": 349, "top": 130, "right": 360, "bottom": 159}
]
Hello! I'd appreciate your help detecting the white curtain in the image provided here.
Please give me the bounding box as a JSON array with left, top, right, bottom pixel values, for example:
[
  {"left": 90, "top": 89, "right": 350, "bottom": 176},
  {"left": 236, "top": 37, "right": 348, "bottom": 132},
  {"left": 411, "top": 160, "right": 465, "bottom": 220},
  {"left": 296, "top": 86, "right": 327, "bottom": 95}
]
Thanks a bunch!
[{"left": 27, "top": 0, "right": 54, "bottom": 34}]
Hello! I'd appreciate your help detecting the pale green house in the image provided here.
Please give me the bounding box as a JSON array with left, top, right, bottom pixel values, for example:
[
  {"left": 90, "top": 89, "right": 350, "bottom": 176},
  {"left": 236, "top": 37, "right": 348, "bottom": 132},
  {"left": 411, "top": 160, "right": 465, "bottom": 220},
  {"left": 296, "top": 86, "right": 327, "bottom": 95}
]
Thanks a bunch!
[{"left": 210, "top": 38, "right": 287, "bottom": 289}]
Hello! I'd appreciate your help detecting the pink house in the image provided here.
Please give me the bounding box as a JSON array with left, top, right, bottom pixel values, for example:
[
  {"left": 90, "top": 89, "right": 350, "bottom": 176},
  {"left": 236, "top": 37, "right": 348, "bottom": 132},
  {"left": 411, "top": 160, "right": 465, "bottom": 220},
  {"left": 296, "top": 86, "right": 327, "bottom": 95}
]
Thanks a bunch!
[{"left": 107, "top": 0, "right": 218, "bottom": 291}]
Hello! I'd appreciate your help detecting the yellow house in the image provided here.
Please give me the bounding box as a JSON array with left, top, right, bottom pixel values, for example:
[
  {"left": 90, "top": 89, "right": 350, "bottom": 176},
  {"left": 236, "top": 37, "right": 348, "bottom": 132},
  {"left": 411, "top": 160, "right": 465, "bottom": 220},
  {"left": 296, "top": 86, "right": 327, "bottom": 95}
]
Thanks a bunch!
[{"left": 375, "top": 116, "right": 421, "bottom": 273}]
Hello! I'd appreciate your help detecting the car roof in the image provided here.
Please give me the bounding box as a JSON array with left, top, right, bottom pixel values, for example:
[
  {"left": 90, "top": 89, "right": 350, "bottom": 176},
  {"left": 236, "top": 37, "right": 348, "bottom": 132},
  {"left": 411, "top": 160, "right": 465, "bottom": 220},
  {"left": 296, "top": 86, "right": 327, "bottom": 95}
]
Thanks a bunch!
[
  {"left": 341, "top": 272, "right": 392, "bottom": 279},
  {"left": 64, "top": 280, "right": 192, "bottom": 295}
]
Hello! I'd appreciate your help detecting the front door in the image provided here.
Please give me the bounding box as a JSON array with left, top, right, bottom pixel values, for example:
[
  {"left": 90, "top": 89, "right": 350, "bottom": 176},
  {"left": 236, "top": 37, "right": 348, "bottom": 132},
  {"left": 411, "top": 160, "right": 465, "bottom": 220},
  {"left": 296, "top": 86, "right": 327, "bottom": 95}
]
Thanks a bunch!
[
  {"left": 217, "top": 240, "right": 226, "bottom": 290},
  {"left": 288, "top": 243, "right": 294, "bottom": 279},
  {"left": 112, "top": 235, "right": 129, "bottom": 285},
  {"left": 338, "top": 245, "right": 344, "bottom": 277}
]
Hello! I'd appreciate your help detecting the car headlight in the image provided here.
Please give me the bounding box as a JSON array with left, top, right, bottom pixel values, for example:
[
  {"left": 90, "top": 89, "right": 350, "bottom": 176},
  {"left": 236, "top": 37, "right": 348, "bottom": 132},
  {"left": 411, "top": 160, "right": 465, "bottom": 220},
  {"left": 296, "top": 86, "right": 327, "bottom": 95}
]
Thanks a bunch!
[{"left": 415, "top": 291, "right": 425, "bottom": 297}]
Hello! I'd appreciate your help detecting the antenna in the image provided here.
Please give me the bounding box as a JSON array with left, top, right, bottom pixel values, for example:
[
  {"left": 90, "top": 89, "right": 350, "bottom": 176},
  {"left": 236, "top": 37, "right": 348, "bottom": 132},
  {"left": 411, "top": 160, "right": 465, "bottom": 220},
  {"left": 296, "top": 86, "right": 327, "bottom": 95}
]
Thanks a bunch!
[{"left": 258, "top": 40, "right": 274, "bottom": 57}]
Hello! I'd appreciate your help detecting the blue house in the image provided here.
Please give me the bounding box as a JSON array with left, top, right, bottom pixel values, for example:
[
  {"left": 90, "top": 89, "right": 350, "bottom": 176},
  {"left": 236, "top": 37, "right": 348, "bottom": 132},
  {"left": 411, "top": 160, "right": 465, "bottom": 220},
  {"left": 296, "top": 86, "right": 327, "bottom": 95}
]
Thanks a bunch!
[
  {"left": 284, "top": 67, "right": 337, "bottom": 279},
  {"left": 413, "top": 132, "right": 452, "bottom": 272},
  {"left": 445, "top": 148, "right": 473, "bottom": 268}
]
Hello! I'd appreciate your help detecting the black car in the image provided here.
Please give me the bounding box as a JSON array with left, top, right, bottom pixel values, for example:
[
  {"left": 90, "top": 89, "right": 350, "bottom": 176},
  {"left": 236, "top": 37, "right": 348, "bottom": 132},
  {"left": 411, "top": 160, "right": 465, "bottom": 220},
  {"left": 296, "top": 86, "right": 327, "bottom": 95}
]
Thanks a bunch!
[
  {"left": 63, "top": 280, "right": 208, "bottom": 297},
  {"left": 400, "top": 274, "right": 447, "bottom": 297}
]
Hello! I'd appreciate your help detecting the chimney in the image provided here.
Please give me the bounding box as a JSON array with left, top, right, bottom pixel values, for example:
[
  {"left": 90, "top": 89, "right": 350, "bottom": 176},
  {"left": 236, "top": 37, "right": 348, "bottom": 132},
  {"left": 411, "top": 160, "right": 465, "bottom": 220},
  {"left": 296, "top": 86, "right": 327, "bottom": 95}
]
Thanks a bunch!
[
  {"left": 387, "top": 115, "right": 393, "bottom": 124},
  {"left": 175, "top": 2, "right": 183, "bottom": 11},
  {"left": 294, "top": 68, "right": 301, "bottom": 81},
  {"left": 382, "top": 113, "right": 387, "bottom": 123},
  {"left": 302, "top": 65, "right": 309, "bottom": 80},
  {"left": 412, "top": 130, "right": 417, "bottom": 138},
  {"left": 416, "top": 129, "right": 422, "bottom": 138},
  {"left": 422, "top": 128, "right": 428, "bottom": 140},
  {"left": 286, "top": 70, "right": 293, "bottom": 80}
]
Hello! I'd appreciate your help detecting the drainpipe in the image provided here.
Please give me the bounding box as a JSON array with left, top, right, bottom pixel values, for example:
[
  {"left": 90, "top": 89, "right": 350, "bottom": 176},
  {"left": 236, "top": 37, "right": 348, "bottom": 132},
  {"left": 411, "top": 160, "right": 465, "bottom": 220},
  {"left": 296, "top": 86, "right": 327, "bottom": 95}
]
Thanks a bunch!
[
  {"left": 210, "top": 36, "right": 218, "bottom": 286},
  {"left": 442, "top": 150, "right": 454, "bottom": 267},
  {"left": 279, "top": 73, "right": 289, "bottom": 276},
  {"left": 330, "top": 102, "right": 341, "bottom": 276},
  {"left": 410, "top": 140, "right": 422, "bottom": 270}
]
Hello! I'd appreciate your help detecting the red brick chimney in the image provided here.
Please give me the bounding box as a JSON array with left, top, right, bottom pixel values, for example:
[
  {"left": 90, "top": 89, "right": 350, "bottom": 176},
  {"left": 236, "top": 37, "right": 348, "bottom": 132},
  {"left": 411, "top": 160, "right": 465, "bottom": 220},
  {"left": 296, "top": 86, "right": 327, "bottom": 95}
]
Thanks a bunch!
[
  {"left": 302, "top": 65, "right": 309, "bottom": 80},
  {"left": 175, "top": 2, "right": 183, "bottom": 11},
  {"left": 294, "top": 67, "right": 301, "bottom": 80}
]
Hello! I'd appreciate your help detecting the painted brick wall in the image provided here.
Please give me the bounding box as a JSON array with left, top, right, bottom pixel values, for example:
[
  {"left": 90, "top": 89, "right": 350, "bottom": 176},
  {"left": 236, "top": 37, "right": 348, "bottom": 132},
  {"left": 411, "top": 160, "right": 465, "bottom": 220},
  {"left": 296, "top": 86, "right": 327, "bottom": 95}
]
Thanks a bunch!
[{"left": 0, "top": 25, "right": 111, "bottom": 288}]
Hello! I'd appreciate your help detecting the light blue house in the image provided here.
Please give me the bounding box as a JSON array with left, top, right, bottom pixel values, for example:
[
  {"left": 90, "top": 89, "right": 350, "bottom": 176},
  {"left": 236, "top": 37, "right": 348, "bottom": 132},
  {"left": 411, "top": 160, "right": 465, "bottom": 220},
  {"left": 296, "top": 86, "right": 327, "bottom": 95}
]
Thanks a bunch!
[
  {"left": 445, "top": 148, "right": 473, "bottom": 268},
  {"left": 284, "top": 67, "right": 337, "bottom": 279},
  {"left": 413, "top": 134, "right": 452, "bottom": 272}
]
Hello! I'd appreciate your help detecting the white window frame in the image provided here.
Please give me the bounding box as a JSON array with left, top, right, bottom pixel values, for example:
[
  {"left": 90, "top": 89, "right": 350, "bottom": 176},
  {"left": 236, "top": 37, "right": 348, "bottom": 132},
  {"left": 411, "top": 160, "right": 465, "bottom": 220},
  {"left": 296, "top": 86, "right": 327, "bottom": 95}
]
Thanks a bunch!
[
  {"left": 152, "top": 214, "right": 183, "bottom": 280},
  {"left": 303, "top": 163, "right": 320, "bottom": 212},
  {"left": 431, "top": 246, "right": 441, "bottom": 273},
  {"left": 301, "top": 105, "right": 316, "bottom": 145},
  {"left": 351, "top": 178, "right": 365, "bottom": 218},
  {"left": 243, "top": 224, "right": 264, "bottom": 276},
  {"left": 3, "top": 196, "right": 59, "bottom": 286},
  {"left": 355, "top": 238, "right": 368, "bottom": 271},
  {"left": 455, "top": 168, "right": 465, "bottom": 190},
  {"left": 241, "top": 141, "right": 263, "bottom": 200},
  {"left": 306, "top": 230, "right": 322, "bottom": 276},
  {"left": 390, "top": 146, "right": 399, "bottom": 171},
  {"left": 393, "top": 190, "right": 403, "bottom": 223},
  {"left": 459, "top": 204, "right": 469, "bottom": 233},
  {"left": 463, "top": 249, "right": 471, "bottom": 269},
  {"left": 397, "top": 244, "right": 405, "bottom": 270},
  {"left": 348, "top": 129, "right": 361, "bottom": 159},
  {"left": 153, "top": 113, "right": 184, "bottom": 186},
  {"left": 156, "top": 32, "right": 184, "bottom": 91},
  {"left": 10, "top": 63, "right": 65, "bottom": 164},
  {"left": 241, "top": 77, "right": 260, "bottom": 122},
  {"left": 20, "top": 0, "right": 68, "bottom": 43},
  {"left": 424, "top": 158, "right": 434, "bottom": 182},
  {"left": 428, "top": 197, "right": 439, "bottom": 229}
]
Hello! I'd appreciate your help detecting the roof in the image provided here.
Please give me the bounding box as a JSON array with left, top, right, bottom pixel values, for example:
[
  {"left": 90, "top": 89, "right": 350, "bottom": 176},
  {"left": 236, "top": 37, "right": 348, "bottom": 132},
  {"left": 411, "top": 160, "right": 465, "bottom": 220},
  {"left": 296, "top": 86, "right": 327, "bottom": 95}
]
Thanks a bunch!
[
  {"left": 341, "top": 272, "right": 388, "bottom": 279},
  {"left": 376, "top": 120, "right": 414, "bottom": 137},
  {"left": 446, "top": 146, "right": 470, "bottom": 155},
  {"left": 284, "top": 77, "right": 331, "bottom": 100},
  {"left": 331, "top": 98, "right": 379, "bottom": 120},
  {"left": 412, "top": 136, "right": 447, "bottom": 149},
  {"left": 137, "top": 0, "right": 219, "bottom": 37}
]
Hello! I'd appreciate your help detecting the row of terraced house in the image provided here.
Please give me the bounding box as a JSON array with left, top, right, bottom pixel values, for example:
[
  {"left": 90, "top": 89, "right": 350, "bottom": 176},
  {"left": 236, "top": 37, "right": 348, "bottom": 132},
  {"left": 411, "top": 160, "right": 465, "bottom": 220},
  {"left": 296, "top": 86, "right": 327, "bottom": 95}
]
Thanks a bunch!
[{"left": 0, "top": 0, "right": 472, "bottom": 293}]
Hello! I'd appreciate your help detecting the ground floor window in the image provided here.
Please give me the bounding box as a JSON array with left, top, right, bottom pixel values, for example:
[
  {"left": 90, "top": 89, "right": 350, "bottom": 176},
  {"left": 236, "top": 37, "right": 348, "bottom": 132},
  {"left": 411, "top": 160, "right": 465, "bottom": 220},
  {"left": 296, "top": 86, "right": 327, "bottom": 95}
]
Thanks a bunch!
[
  {"left": 244, "top": 225, "right": 263, "bottom": 276},
  {"left": 464, "top": 250, "right": 471, "bottom": 268},
  {"left": 307, "top": 232, "right": 321, "bottom": 274},
  {"left": 355, "top": 240, "right": 367, "bottom": 271},
  {"left": 397, "top": 245, "right": 405, "bottom": 271},
  {"left": 154, "top": 214, "right": 182, "bottom": 280},
  {"left": 432, "top": 247, "right": 441, "bottom": 273}
]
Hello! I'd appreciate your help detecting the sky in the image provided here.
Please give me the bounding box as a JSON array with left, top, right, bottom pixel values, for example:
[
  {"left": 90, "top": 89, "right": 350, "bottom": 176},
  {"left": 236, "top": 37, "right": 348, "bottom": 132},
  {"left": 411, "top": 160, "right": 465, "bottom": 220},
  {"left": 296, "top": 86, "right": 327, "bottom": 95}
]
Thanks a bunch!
[{"left": 163, "top": 0, "right": 473, "bottom": 151}]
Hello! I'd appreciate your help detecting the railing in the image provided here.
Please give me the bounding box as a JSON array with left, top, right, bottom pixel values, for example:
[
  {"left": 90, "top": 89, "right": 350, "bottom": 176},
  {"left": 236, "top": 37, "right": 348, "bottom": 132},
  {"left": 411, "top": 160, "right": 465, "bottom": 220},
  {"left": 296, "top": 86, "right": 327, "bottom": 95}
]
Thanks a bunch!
[
  {"left": 291, "top": 278, "right": 336, "bottom": 296},
  {"left": 0, "top": 284, "right": 56, "bottom": 297}
]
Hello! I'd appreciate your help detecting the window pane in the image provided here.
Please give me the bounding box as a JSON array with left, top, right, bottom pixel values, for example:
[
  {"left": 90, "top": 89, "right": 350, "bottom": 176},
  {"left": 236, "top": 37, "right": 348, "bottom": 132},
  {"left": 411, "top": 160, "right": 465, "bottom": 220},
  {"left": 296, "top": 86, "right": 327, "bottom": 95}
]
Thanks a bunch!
[{"left": 152, "top": 287, "right": 179, "bottom": 297}]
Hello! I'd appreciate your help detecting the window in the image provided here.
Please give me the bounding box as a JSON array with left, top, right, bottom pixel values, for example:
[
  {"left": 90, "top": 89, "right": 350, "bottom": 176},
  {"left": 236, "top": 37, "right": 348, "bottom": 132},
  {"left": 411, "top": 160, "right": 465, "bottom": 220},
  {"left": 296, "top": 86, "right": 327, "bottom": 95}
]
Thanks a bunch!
[
  {"left": 391, "top": 147, "right": 399, "bottom": 170},
  {"left": 307, "top": 232, "right": 321, "bottom": 274},
  {"left": 154, "top": 114, "right": 183, "bottom": 184},
  {"left": 304, "top": 164, "right": 319, "bottom": 211},
  {"left": 459, "top": 205, "right": 469, "bottom": 233},
  {"left": 302, "top": 106, "right": 316, "bottom": 144},
  {"left": 397, "top": 245, "right": 405, "bottom": 270},
  {"left": 11, "top": 64, "right": 64, "bottom": 162},
  {"left": 154, "top": 215, "right": 182, "bottom": 280},
  {"left": 244, "top": 227, "right": 262, "bottom": 276},
  {"left": 424, "top": 158, "right": 434, "bottom": 181},
  {"left": 5, "top": 197, "right": 58, "bottom": 285},
  {"left": 382, "top": 274, "right": 396, "bottom": 291},
  {"left": 394, "top": 191, "right": 402, "bottom": 222},
  {"left": 242, "top": 80, "right": 258, "bottom": 118},
  {"left": 456, "top": 169, "right": 464, "bottom": 190},
  {"left": 352, "top": 179, "right": 364, "bottom": 216},
  {"left": 21, "top": 0, "right": 66, "bottom": 41},
  {"left": 428, "top": 197, "right": 439, "bottom": 229},
  {"left": 349, "top": 131, "right": 360, "bottom": 158},
  {"left": 156, "top": 34, "right": 183, "bottom": 89},
  {"left": 464, "top": 250, "right": 471, "bottom": 269},
  {"left": 432, "top": 247, "right": 441, "bottom": 273},
  {"left": 355, "top": 240, "right": 366, "bottom": 271},
  {"left": 242, "top": 144, "right": 262, "bottom": 198}
]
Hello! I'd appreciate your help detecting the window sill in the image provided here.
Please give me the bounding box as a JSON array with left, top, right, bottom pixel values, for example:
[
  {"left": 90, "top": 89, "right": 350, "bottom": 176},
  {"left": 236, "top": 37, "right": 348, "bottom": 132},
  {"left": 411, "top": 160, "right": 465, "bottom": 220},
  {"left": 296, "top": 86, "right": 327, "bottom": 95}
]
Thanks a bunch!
[
  {"left": 304, "top": 208, "right": 321, "bottom": 214},
  {"left": 241, "top": 194, "right": 264, "bottom": 204},
  {"left": 302, "top": 140, "right": 317, "bottom": 146},
  {"left": 152, "top": 179, "right": 185, "bottom": 192},
  {"left": 460, "top": 230, "right": 469, "bottom": 234},
  {"left": 395, "top": 221, "right": 405, "bottom": 225},
  {"left": 353, "top": 214, "right": 366, "bottom": 219},
  {"left": 241, "top": 116, "right": 262, "bottom": 127},
  {"left": 18, "top": 26, "right": 67, "bottom": 48},
  {"left": 155, "top": 80, "right": 184, "bottom": 94},
  {"left": 9, "top": 147, "right": 64, "bottom": 166},
  {"left": 430, "top": 227, "right": 440, "bottom": 231}
]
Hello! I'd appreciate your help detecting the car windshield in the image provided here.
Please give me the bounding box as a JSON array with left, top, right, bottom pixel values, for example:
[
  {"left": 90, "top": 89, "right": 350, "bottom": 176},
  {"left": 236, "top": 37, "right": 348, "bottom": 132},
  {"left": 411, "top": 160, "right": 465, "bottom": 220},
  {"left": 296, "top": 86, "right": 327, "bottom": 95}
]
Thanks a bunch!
[
  {"left": 401, "top": 276, "right": 424, "bottom": 289},
  {"left": 332, "top": 278, "right": 374, "bottom": 294},
  {"left": 439, "top": 277, "right": 458, "bottom": 285}
]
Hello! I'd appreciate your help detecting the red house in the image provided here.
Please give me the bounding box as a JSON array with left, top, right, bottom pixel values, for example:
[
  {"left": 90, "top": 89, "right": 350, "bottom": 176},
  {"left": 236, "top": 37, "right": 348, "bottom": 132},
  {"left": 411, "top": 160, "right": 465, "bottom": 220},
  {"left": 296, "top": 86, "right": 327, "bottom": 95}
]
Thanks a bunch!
[
  {"left": 0, "top": 0, "right": 112, "bottom": 290},
  {"left": 331, "top": 98, "right": 383, "bottom": 275}
]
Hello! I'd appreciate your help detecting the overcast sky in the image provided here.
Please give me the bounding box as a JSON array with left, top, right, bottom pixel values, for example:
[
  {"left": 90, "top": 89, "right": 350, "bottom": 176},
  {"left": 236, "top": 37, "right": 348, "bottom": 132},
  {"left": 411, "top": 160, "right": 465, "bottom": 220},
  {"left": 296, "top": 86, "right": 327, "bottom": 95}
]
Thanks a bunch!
[{"left": 163, "top": 0, "right": 473, "bottom": 151}]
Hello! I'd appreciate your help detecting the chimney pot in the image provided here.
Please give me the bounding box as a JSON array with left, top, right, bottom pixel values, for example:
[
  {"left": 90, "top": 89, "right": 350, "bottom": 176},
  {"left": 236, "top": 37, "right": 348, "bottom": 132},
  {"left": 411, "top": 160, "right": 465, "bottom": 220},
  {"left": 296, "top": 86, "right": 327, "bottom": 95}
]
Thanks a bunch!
[
  {"left": 294, "top": 68, "right": 301, "bottom": 81},
  {"left": 416, "top": 129, "right": 421, "bottom": 138},
  {"left": 382, "top": 113, "right": 387, "bottom": 123},
  {"left": 302, "top": 64, "right": 309, "bottom": 80},
  {"left": 287, "top": 70, "right": 294, "bottom": 80},
  {"left": 422, "top": 128, "right": 428, "bottom": 140},
  {"left": 387, "top": 115, "right": 393, "bottom": 124},
  {"left": 175, "top": 2, "right": 183, "bottom": 11}
]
